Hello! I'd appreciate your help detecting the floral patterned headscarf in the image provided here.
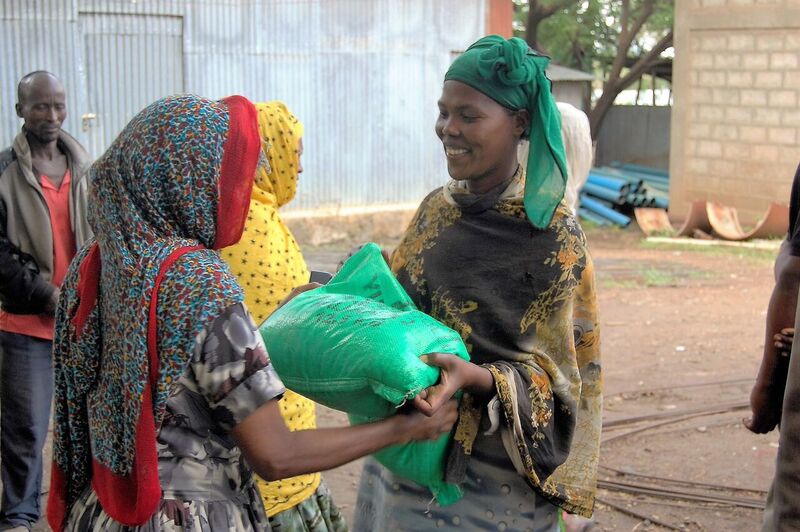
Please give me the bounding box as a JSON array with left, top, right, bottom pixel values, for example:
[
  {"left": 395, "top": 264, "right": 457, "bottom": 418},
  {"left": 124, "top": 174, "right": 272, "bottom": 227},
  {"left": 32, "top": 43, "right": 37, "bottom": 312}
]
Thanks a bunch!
[{"left": 48, "top": 95, "right": 261, "bottom": 529}]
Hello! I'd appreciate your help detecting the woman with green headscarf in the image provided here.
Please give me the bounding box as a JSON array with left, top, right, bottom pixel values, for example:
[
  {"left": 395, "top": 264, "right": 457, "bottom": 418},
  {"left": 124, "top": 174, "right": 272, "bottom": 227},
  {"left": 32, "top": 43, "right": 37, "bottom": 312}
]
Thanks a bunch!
[{"left": 353, "top": 35, "right": 601, "bottom": 531}]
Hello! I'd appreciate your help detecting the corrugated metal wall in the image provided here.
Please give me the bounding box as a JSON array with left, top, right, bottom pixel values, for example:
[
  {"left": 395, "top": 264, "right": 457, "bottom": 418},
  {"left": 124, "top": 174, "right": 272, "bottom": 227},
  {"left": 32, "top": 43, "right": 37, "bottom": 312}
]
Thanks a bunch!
[
  {"left": 0, "top": 0, "right": 486, "bottom": 211},
  {"left": 595, "top": 105, "right": 672, "bottom": 170}
]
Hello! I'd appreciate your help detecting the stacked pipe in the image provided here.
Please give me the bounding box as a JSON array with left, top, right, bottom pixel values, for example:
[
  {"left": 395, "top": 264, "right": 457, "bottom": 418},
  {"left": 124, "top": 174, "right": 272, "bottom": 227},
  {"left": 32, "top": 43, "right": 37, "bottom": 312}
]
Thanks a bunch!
[{"left": 578, "top": 163, "right": 669, "bottom": 227}]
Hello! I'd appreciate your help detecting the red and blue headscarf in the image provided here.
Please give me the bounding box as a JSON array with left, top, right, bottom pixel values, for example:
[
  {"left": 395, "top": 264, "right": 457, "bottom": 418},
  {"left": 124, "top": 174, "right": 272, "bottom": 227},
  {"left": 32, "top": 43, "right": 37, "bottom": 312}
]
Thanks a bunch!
[{"left": 48, "top": 95, "right": 261, "bottom": 529}]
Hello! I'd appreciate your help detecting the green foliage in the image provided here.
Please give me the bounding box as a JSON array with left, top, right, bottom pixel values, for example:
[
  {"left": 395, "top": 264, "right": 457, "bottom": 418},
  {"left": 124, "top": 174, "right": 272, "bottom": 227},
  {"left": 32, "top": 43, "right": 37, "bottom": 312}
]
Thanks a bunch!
[{"left": 514, "top": 0, "right": 673, "bottom": 76}]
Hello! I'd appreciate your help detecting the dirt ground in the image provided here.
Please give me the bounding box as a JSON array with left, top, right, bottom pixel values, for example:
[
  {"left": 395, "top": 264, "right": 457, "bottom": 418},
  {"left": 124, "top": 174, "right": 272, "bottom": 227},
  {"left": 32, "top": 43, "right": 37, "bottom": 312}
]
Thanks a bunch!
[{"left": 30, "top": 226, "right": 781, "bottom": 531}]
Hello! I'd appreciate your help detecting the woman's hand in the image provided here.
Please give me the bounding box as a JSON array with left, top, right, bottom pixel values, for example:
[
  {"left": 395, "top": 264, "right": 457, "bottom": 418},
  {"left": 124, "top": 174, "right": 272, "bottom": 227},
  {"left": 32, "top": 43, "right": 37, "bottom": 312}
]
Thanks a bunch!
[
  {"left": 398, "top": 399, "right": 459, "bottom": 442},
  {"left": 276, "top": 282, "right": 321, "bottom": 309},
  {"left": 774, "top": 327, "right": 795, "bottom": 357},
  {"left": 412, "top": 353, "right": 494, "bottom": 417}
]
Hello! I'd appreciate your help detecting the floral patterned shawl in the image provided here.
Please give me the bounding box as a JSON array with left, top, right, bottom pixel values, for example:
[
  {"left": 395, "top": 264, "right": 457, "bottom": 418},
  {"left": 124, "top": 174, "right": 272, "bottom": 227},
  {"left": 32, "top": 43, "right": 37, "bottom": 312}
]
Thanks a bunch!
[
  {"left": 391, "top": 169, "right": 601, "bottom": 517},
  {"left": 48, "top": 95, "right": 261, "bottom": 529}
]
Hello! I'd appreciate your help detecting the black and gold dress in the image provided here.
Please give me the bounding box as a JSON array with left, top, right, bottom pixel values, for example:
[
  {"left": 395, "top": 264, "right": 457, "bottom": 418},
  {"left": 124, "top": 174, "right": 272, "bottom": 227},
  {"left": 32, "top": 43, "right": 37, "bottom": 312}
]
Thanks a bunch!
[{"left": 353, "top": 170, "right": 601, "bottom": 531}]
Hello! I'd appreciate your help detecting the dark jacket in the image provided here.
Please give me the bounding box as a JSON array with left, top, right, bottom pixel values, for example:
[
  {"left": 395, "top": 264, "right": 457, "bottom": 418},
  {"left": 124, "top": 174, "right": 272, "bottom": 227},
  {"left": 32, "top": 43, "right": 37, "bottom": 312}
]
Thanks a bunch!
[{"left": 0, "top": 129, "right": 92, "bottom": 314}]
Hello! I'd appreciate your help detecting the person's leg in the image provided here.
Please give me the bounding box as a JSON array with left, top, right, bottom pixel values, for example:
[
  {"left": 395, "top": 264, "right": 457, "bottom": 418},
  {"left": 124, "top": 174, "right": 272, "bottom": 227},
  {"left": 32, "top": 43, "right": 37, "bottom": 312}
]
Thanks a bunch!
[
  {"left": 0, "top": 332, "right": 53, "bottom": 529},
  {"left": 762, "top": 480, "right": 777, "bottom": 532},
  {"left": 770, "top": 291, "right": 800, "bottom": 531}
]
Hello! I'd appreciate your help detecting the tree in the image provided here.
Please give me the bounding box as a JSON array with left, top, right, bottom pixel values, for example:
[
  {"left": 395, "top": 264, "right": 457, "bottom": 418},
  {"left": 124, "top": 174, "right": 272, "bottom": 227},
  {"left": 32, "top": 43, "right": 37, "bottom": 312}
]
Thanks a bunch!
[
  {"left": 515, "top": 0, "right": 674, "bottom": 139},
  {"left": 519, "top": 0, "right": 579, "bottom": 54},
  {"left": 588, "top": 0, "right": 673, "bottom": 137}
]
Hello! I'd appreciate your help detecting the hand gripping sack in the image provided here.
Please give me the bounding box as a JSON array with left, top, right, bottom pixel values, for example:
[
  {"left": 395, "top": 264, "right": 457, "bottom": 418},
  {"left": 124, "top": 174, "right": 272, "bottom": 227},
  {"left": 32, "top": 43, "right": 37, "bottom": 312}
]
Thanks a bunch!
[{"left": 259, "top": 243, "right": 468, "bottom": 503}]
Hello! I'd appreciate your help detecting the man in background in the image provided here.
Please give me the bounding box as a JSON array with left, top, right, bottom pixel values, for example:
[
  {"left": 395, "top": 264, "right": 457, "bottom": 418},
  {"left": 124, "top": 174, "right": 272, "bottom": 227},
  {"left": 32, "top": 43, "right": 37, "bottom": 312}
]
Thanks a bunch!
[{"left": 0, "top": 71, "right": 92, "bottom": 531}]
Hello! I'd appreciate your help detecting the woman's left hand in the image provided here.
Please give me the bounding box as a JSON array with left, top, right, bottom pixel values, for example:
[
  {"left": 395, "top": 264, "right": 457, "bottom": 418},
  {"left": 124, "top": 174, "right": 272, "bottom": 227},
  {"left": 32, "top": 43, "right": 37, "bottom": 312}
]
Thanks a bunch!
[
  {"left": 412, "top": 353, "right": 494, "bottom": 417},
  {"left": 775, "top": 327, "right": 795, "bottom": 357}
]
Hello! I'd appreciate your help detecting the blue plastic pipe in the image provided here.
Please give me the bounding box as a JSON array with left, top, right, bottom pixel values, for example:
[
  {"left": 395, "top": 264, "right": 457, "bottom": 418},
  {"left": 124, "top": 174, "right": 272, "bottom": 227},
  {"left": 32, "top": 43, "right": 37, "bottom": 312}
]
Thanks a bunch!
[
  {"left": 578, "top": 208, "right": 611, "bottom": 226},
  {"left": 579, "top": 195, "right": 632, "bottom": 227},
  {"left": 581, "top": 182, "right": 626, "bottom": 204},
  {"left": 586, "top": 174, "right": 631, "bottom": 196},
  {"left": 589, "top": 168, "right": 644, "bottom": 193}
]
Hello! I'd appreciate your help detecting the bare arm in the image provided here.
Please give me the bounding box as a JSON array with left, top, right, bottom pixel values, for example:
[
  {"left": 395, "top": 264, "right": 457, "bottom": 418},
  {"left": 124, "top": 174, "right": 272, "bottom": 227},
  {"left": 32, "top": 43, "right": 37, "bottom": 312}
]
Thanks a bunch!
[
  {"left": 747, "top": 241, "right": 800, "bottom": 433},
  {"left": 232, "top": 398, "right": 457, "bottom": 481}
]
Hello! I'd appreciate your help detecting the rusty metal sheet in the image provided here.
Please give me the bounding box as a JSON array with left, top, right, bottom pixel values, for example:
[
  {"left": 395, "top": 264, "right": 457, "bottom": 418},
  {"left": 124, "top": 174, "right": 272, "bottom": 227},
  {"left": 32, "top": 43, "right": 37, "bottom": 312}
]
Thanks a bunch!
[
  {"left": 676, "top": 201, "right": 713, "bottom": 237},
  {"left": 707, "top": 202, "right": 746, "bottom": 240},
  {"left": 708, "top": 201, "right": 788, "bottom": 240},
  {"left": 742, "top": 202, "right": 789, "bottom": 240},
  {"left": 636, "top": 201, "right": 789, "bottom": 241},
  {"left": 634, "top": 207, "right": 675, "bottom": 236}
]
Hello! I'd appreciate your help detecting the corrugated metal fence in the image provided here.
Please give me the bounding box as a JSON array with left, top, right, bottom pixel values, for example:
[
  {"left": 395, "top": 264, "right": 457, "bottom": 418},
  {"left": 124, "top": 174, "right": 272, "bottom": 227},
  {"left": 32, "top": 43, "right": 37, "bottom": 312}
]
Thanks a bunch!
[
  {"left": 595, "top": 105, "right": 672, "bottom": 170},
  {"left": 0, "top": 0, "right": 486, "bottom": 211}
]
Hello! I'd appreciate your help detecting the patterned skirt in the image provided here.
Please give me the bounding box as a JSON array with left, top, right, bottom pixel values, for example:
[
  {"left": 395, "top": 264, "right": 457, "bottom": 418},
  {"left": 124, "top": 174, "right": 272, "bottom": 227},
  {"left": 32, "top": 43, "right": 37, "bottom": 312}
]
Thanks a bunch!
[
  {"left": 64, "top": 480, "right": 270, "bottom": 531},
  {"left": 268, "top": 482, "right": 348, "bottom": 532},
  {"left": 352, "top": 429, "right": 560, "bottom": 532}
]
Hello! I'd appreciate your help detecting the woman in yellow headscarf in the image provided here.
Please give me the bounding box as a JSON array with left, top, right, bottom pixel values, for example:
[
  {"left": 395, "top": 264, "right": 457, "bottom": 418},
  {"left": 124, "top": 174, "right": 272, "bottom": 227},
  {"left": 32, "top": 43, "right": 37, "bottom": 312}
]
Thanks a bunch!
[{"left": 223, "top": 101, "right": 347, "bottom": 531}]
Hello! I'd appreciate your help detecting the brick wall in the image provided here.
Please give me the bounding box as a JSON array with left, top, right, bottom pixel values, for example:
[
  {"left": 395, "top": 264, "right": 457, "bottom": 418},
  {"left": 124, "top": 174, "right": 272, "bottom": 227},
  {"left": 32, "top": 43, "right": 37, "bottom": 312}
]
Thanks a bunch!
[{"left": 671, "top": 0, "right": 800, "bottom": 223}]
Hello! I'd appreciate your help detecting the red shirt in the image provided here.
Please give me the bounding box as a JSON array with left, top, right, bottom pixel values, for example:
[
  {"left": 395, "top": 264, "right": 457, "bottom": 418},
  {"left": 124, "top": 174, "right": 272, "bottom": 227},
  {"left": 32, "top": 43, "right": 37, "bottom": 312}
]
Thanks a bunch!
[{"left": 0, "top": 170, "right": 76, "bottom": 340}]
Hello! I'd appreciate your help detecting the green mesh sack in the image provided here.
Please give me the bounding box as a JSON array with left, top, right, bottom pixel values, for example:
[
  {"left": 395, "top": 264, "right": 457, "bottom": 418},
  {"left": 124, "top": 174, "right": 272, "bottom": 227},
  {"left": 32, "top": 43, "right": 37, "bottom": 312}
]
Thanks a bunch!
[{"left": 259, "top": 243, "right": 468, "bottom": 503}]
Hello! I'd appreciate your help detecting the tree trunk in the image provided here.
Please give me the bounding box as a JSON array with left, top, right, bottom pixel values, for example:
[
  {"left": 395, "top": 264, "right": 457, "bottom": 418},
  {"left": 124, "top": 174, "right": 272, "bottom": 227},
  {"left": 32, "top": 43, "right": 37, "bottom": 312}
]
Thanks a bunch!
[
  {"left": 525, "top": 0, "right": 578, "bottom": 53},
  {"left": 589, "top": 27, "right": 674, "bottom": 139},
  {"left": 589, "top": 83, "right": 619, "bottom": 139}
]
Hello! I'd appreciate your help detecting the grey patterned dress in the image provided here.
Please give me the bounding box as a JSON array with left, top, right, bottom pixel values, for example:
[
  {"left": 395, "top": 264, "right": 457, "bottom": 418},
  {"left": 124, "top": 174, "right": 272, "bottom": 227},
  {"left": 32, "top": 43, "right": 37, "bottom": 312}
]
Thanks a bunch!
[{"left": 65, "top": 303, "right": 285, "bottom": 531}]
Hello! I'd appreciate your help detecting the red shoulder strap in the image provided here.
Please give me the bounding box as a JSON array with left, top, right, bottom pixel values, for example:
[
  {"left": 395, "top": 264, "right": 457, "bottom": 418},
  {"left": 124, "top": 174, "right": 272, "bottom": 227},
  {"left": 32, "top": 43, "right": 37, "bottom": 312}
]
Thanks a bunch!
[
  {"left": 90, "top": 244, "right": 203, "bottom": 526},
  {"left": 146, "top": 245, "right": 203, "bottom": 383}
]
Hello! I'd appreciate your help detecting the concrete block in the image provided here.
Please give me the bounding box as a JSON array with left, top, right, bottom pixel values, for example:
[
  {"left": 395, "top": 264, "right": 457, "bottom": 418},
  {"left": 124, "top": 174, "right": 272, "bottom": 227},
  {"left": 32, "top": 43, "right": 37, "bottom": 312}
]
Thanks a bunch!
[
  {"left": 752, "top": 144, "right": 780, "bottom": 160},
  {"left": 699, "top": 71, "right": 727, "bottom": 87},
  {"left": 725, "top": 106, "right": 752, "bottom": 123},
  {"left": 723, "top": 142, "right": 749, "bottom": 159},
  {"left": 755, "top": 71, "right": 783, "bottom": 88},
  {"left": 785, "top": 33, "right": 800, "bottom": 50},
  {"left": 710, "top": 159, "right": 737, "bottom": 176},
  {"left": 739, "top": 125, "right": 767, "bottom": 142},
  {"left": 687, "top": 158, "right": 710, "bottom": 173},
  {"left": 693, "top": 53, "right": 714, "bottom": 69},
  {"left": 779, "top": 145, "right": 800, "bottom": 164},
  {"left": 768, "top": 90, "right": 798, "bottom": 107},
  {"left": 698, "top": 105, "right": 725, "bottom": 121},
  {"left": 693, "top": 88, "right": 713, "bottom": 103},
  {"left": 698, "top": 140, "right": 723, "bottom": 157},
  {"left": 767, "top": 126, "right": 797, "bottom": 145},
  {"left": 712, "top": 88, "right": 740, "bottom": 104},
  {"left": 786, "top": 72, "right": 800, "bottom": 86},
  {"left": 742, "top": 53, "right": 769, "bottom": 70},
  {"left": 689, "top": 123, "right": 712, "bottom": 138},
  {"left": 741, "top": 89, "right": 767, "bottom": 106},
  {"left": 714, "top": 53, "right": 741, "bottom": 69},
  {"left": 701, "top": 34, "right": 728, "bottom": 51},
  {"left": 714, "top": 125, "right": 740, "bottom": 142},
  {"left": 770, "top": 52, "right": 799, "bottom": 69},
  {"left": 727, "top": 71, "right": 754, "bottom": 88},
  {"left": 781, "top": 110, "right": 800, "bottom": 126},
  {"left": 728, "top": 34, "right": 755, "bottom": 51},
  {"left": 753, "top": 108, "right": 782, "bottom": 126},
  {"left": 756, "top": 34, "right": 785, "bottom": 51}
]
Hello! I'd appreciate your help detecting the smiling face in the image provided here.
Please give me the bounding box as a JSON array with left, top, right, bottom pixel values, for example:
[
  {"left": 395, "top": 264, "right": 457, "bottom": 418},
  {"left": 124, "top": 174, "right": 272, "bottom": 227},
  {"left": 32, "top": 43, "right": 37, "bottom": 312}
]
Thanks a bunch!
[{"left": 435, "top": 80, "right": 528, "bottom": 194}]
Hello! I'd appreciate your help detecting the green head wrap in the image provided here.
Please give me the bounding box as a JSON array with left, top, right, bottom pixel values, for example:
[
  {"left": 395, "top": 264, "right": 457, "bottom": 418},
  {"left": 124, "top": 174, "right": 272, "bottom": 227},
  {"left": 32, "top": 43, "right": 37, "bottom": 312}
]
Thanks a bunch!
[{"left": 444, "top": 35, "right": 568, "bottom": 229}]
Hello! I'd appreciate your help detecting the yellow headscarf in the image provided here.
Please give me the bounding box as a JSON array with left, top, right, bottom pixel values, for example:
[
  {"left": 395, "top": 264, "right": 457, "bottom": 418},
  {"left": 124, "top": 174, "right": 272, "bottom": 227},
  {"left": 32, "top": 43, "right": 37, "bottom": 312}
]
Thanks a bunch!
[{"left": 222, "top": 101, "right": 320, "bottom": 516}]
